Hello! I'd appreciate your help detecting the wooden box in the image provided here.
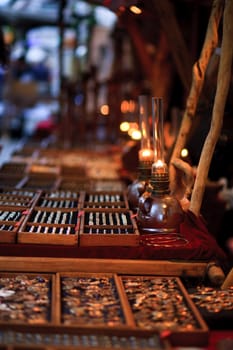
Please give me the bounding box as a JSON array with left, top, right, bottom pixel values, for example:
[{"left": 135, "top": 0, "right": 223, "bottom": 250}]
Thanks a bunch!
[
  {"left": 0, "top": 272, "right": 55, "bottom": 325},
  {"left": 119, "top": 275, "right": 209, "bottom": 347},
  {"left": 0, "top": 269, "right": 208, "bottom": 348},
  {"left": 79, "top": 208, "right": 139, "bottom": 246},
  {"left": 21, "top": 174, "right": 59, "bottom": 191},
  {"left": 80, "top": 190, "right": 129, "bottom": 209},
  {"left": 28, "top": 163, "right": 60, "bottom": 176},
  {"left": 0, "top": 174, "right": 25, "bottom": 189},
  {"left": 0, "top": 208, "right": 29, "bottom": 243},
  {"left": 0, "top": 161, "right": 28, "bottom": 175},
  {"left": 58, "top": 273, "right": 208, "bottom": 347},
  {"left": 92, "top": 179, "right": 126, "bottom": 191},
  {"left": 0, "top": 188, "right": 41, "bottom": 209},
  {"left": 58, "top": 176, "right": 92, "bottom": 192},
  {"left": 18, "top": 207, "right": 80, "bottom": 245},
  {"left": 60, "top": 164, "right": 87, "bottom": 177},
  {"left": 0, "top": 325, "right": 169, "bottom": 350},
  {"left": 35, "top": 189, "right": 81, "bottom": 210}
]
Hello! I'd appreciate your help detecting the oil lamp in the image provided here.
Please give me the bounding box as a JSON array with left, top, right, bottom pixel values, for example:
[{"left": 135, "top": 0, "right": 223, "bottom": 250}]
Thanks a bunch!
[
  {"left": 137, "top": 97, "right": 184, "bottom": 234},
  {"left": 127, "top": 95, "right": 153, "bottom": 212}
]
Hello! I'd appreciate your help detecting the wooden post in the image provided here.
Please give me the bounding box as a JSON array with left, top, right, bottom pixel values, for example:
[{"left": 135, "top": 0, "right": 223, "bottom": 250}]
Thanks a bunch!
[
  {"left": 152, "top": 0, "right": 193, "bottom": 93},
  {"left": 122, "top": 12, "right": 174, "bottom": 115},
  {"left": 190, "top": 0, "right": 233, "bottom": 216},
  {"left": 169, "top": 0, "right": 224, "bottom": 199}
]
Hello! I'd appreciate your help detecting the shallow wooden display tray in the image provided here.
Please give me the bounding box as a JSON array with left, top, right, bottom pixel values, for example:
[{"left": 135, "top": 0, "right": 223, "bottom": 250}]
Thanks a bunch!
[
  {"left": 0, "top": 188, "right": 41, "bottom": 209},
  {"left": 18, "top": 207, "right": 80, "bottom": 245},
  {"left": 0, "top": 272, "right": 56, "bottom": 325},
  {"left": 34, "top": 190, "right": 81, "bottom": 210},
  {"left": 79, "top": 208, "right": 139, "bottom": 246},
  {"left": 60, "top": 164, "right": 87, "bottom": 177},
  {"left": 80, "top": 190, "right": 129, "bottom": 209},
  {"left": 58, "top": 176, "right": 92, "bottom": 192},
  {"left": 20, "top": 174, "right": 60, "bottom": 191},
  {"left": 0, "top": 324, "right": 170, "bottom": 350},
  {"left": 0, "top": 268, "right": 209, "bottom": 348},
  {"left": 92, "top": 179, "right": 126, "bottom": 191},
  {"left": 0, "top": 174, "right": 26, "bottom": 188},
  {"left": 28, "top": 163, "right": 60, "bottom": 176},
  {"left": 0, "top": 207, "right": 29, "bottom": 243},
  {"left": 0, "top": 161, "right": 29, "bottom": 175}
]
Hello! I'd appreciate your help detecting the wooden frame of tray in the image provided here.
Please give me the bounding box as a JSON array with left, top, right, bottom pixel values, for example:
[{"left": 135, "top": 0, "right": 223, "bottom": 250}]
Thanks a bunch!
[
  {"left": 79, "top": 190, "right": 129, "bottom": 209},
  {"left": 0, "top": 207, "right": 30, "bottom": 243},
  {"left": 0, "top": 272, "right": 56, "bottom": 325},
  {"left": 18, "top": 207, "right": 80, "bottom": 245},
  {"left": 0, "top": 268, "right": 209, "bottom": 348},
  {"left": 79, "top": 208, "right": 139, "bottom": 246},
  {"left": 34, "top": 190, "right": 82, "bottom": 210},
  {"left": 0, "top": 188, "right": 41, "bottom": 209}
]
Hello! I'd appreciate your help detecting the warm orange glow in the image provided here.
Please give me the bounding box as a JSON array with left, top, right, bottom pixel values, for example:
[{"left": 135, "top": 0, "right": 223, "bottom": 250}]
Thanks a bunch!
[
  {"left": 127, "top": 123, "right": 139, "bottom": 140},
  {"left": 129, "top": 5, "right": 142, "bottom": 15},
  {"left": 100, "top": 104, "right": 109, "bottom": 115},
  {"left": 128, "top": 100, "right": 136, "bottom": 113},
  {"left": 139, "top": 148, "right": 154, "bottom": 162},
  {"left": 121, "top": 100, "right": 128, "bottom": 114},
  {"left": 120, "top": 99, "right": 136, "bottom": 114},
  {"left": 130, "top": 129, "right": 141, "bottom": 140},
  {"left": 181, "top": 148, "right": 189, "bottom": 158},
  {"left": 152, "top": 159, "right": 168, "bottom": 174},
  {"left": 120, "top": 121, "right": 130, "bottom": 132}
]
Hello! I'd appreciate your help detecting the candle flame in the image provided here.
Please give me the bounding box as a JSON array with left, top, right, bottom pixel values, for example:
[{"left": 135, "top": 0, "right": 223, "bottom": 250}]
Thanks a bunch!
[
  {"left": 152, "top": 159, "right": 168, "bottom": 174},
  {"left": 139, "top": 148, "right": 154, "bottom": 161}
]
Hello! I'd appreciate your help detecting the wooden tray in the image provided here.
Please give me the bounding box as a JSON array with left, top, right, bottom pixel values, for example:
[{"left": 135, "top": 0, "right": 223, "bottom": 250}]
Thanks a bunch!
[
  {"left": 0, "top": 188, "right": 41, "bottom": 209},
  {"left": 20, "top": 174, "right": 60, "bottom": 191},
  {"left": 0, "top": 272, "right": 56, "bottom": 325},
  {"left": 92, "top": 179, "right": 126, "bottom": 191},
  {"left": 0, "top": 161, "right": 28, "bottom": 175},
  {"left": 79, "top": 209, "right": 139, "bottom": 246},
  {"left": 0, "top": 324, "right": 170, "bottom": 349},
  {"left": 58, "top": 176, "right": 92, "bottom": 192},
  {"left": 35, "top": 190, "right": 81, "bottom": 210},
  {"left": 0, "top": 208, "right": 29, "bottom": 243},
  {"left": 18, "top": 207, "right": 80, "bottom": 245},
  {"left": 0, "top": 174, "right": 26, "bottom": 189},
  {"left": 80, "top": 190, "right": 129, "bottom": 209},
  {"left": 0, "top": 269, "right": 208, "bottom": 348}
]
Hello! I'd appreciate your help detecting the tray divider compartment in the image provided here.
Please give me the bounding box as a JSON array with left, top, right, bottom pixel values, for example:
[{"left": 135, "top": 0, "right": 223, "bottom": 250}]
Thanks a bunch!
[{"left": 113, "top": 274, "right": 136, "bottom": 328}]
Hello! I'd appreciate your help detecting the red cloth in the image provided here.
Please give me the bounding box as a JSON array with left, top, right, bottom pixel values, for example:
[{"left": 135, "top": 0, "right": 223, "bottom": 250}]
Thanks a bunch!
[
  {"left": 179, "top": 210, "right": 227, "bottom": 262},
  {"left": 206, "top": 331, "right": 233, "bottom": 350},
  {"left": 0, "top": 211, "right": 228, "bottom": 269}
]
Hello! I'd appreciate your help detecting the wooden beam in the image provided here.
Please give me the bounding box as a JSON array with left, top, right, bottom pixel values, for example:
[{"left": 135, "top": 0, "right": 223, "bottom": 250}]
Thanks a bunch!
[
  {"left": 0, "top": 256, "right": 208, "bottom": 277},
  {"left": 152, "top": 0, "right": 193, "bottom": 93}
]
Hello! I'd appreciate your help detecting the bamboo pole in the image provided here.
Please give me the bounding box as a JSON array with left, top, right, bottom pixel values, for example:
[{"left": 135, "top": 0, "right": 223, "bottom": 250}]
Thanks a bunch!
[
  {"left": 190, "top": 0, "right": 233, "bottom": 216},
  {"left": 169, "top": 0, "right": 224, "bottom": 198}
]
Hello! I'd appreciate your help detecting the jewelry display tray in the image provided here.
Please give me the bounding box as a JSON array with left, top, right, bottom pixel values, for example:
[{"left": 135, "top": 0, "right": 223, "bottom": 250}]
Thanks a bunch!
[
  {"left": 0, "top": 187, "right": 139, "bottom": 247},
  {"left": 0, "top": 262, "right": 209, "bottom": 349}
]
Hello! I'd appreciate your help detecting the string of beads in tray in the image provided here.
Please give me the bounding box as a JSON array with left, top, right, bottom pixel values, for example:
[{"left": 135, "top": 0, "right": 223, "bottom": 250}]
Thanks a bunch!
[
  {"left": 0, "top": 197, "right": 32, "bottom": 207},
  {"left": 85, "top": 211, "right": 133, "bottom": 234},
  {"left": 0, "top": 190, "right": 36, "bottom": 197},
  {"left": 0, "top": 211, "right": 22, "bottom": 221},
  {"left": 44, "top": 190, "right": 79, "bottom": 199},
  {"left": 85, "top": 193, "right": 125, "bottom": 208},
  {"left": 26, "top": 210, "right": 78, "bottom": 234},
  {"left": 38, "top": 198, "right": 78, "bottom": 208}
]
